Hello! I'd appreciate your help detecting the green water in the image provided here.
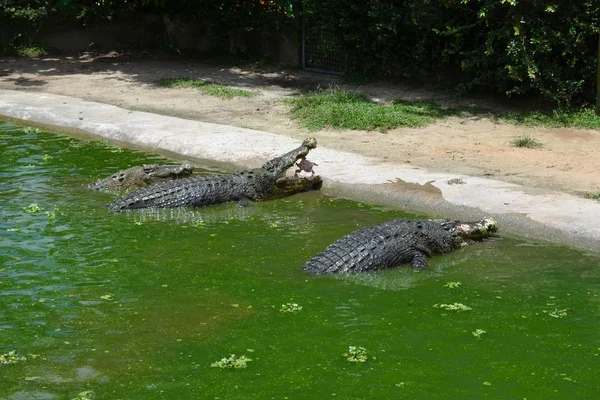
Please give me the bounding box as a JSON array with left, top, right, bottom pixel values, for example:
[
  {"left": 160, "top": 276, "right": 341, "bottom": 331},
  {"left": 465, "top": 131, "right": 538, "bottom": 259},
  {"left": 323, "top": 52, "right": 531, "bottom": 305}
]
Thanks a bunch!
[{"left": 1, "top": 121, "right": 599, "bottom": 400}]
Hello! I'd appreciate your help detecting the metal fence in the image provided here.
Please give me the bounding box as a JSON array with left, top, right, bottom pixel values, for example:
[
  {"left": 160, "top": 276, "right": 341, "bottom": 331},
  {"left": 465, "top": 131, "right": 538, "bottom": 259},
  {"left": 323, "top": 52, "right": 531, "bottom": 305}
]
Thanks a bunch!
[{"left": 301, "top": 28, "right": 348, "bottom": 75}]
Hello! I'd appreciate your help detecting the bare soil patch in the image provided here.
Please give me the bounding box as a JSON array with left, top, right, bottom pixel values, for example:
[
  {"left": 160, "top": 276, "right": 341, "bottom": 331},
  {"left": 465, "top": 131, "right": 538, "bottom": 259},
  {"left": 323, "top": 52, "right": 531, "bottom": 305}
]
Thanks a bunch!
[{"left": 1, "top": 52, "right": 599, "bottom": 196}]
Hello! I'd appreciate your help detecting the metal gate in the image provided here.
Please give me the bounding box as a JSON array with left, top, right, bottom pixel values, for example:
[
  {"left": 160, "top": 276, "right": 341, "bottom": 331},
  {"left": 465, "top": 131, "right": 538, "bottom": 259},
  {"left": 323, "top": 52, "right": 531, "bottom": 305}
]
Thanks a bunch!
[{"left": 301, "top": 27, "right": 348, "bottom": 75}]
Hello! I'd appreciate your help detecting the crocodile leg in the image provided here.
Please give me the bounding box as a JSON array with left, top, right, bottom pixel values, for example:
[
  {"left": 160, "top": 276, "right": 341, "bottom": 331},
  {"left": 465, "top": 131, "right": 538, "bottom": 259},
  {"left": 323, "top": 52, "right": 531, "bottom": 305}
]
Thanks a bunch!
[{"left": 411, "top": 252, "right": 429, "bottom": 269}]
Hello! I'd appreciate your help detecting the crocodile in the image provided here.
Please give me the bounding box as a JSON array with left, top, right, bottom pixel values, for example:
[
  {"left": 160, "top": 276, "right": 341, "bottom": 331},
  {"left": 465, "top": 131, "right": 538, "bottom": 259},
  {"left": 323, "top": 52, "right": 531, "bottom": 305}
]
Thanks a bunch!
[
  {"left": 303, "top": 217, "right": 498, "bottom": 274},
  {"left": 107, "top": 138, "right": 320, "bottom": 211},
  {"left": 89, "top": 164, "right": 194, "bottom": 192}
]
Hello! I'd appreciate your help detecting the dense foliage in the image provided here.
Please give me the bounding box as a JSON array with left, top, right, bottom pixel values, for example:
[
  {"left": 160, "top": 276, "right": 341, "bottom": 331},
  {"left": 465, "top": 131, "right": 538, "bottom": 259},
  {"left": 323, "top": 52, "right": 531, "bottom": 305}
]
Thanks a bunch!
[
  {"left": 1, "top": 0, "right": 599, "bottom": 105},
  {"left": 303, "top": 0, "right": 600, "bottom": 106}
]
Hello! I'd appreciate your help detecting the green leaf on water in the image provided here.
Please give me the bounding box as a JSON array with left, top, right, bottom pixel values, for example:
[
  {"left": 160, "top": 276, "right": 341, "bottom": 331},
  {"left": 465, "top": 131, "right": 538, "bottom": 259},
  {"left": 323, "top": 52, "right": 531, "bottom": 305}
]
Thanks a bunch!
[
  {"left": 280, "top": 303, "right": 303, "bottom": 313},
  {"left": 444, "top": 281, "right": 462, "bottom": 289},
  {"left": 548, "top": 308, "right": 570, "bottom": 318},
  {"left": 0, "top": 350, "right": 27, "bottom": 365},
  {"left": 23, "top": 203, "right": 42, "bottom": 214},
  {"left": 433, "top": 303, "right": 472, "bottom": 311},
  {"left": 211, "top": 354, "right": 252, "bottom": 369},
  {"left": 472, "top": 329, "right": 487, "bottom": 338},
  {"left": 71, "top": 391, "right": 95, "bottom": 400},
  {"left": 343, "top": 346, "right": 368, "bottom": 363}
]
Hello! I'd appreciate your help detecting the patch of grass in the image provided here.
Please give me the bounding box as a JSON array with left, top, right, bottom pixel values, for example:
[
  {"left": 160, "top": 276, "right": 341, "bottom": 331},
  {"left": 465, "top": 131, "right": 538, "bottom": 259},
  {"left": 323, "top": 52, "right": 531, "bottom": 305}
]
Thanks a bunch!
[
  {"left": 498, "top": 108, "right": 600, "bottom": 130},
  {"left": 510, "top": 135, "right": 543, "bottom": 149},
  {"left": 0, "top": 44, "right": 49, "bottom": 57},
  {"left": 287, "top": 86, "right": 600, "bottom": 132},
  {"left": 157, "top": 78, "right": 256, "bottom": 99},
  {"left": 286, "top": 88, "right": 483, "bottom": 132},
  {"left": 16, "top": 45, "right": 48, "bottom": 57},
  {"left": 586, "top": 191, "right": 600, "bottom": 200}
]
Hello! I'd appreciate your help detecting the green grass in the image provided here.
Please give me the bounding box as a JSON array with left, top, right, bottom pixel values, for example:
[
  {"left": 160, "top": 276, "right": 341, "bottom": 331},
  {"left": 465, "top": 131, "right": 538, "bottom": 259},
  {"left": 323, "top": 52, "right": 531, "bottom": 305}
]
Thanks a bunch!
[
  {"left": 0, "top": 44, "right": 48, "bottom": 57},
  {"left": 498, "top": 108, "right": 600, "bottom": 130},
  {"left": 157, "top": 78, "right": 256, "bottom": 99},
  {"left": 286, "top": 88, "right": 600, "bottom": 132},
  {"left": 586, "top": 191, "right": 600, "bottom": 200},
  {"left": 286, "top": 88, "right": 481, "bottom": 131},
  {"left": 510, "top": 135, "right": 543, "bottom": 148}
]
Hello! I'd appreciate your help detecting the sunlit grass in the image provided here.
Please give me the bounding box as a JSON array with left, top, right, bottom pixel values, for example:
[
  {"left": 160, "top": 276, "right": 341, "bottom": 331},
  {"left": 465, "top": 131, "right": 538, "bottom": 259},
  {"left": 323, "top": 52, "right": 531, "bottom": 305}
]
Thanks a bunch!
[
  {"left": 286, "top": 88, "right": 481, "bottom": 132},
  {"left": 16, "top": 45, "right": 48, "bottom": 57},
  {"left": 286, "top": 87, "right": 600, "bottom": 133},
  {"left": 158, "top": 77, "right": 256, "bottom": 99}
]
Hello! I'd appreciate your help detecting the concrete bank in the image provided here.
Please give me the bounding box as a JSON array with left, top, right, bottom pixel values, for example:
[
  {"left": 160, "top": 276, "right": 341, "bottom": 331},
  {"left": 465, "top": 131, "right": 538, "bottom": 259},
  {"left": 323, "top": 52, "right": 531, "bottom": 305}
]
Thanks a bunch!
[{"left": 1, "top": 89, "right": 599, "bottom": 252}]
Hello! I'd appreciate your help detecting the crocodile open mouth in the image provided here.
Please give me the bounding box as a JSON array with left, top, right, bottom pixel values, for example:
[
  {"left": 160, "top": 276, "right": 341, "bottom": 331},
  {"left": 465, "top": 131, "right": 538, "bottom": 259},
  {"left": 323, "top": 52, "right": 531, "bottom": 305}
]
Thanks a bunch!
[{"left": 270, "top": 175, "right": 323, "bottom": 199}]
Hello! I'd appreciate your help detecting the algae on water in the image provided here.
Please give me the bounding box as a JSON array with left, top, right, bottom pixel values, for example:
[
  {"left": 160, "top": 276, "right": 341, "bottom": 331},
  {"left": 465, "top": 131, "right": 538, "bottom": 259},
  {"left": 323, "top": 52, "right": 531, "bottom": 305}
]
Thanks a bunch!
[
  {"left": 211, "top": 354, "right": 252, "bottom": 369},
  {"left": 0, "top": 351, "right": 27, "bottom": 365},
  {"left": 344, "top": 346, "right": 368, "bottom": 363},
  {"left": 444, "top": 281, "right": 462, "bottom": 289},
  {"left": 433, "top": 303, "right": 472, "bottom": 311},
  {"left": 280, "top": 303, "right": 303, "bottom": 313}
]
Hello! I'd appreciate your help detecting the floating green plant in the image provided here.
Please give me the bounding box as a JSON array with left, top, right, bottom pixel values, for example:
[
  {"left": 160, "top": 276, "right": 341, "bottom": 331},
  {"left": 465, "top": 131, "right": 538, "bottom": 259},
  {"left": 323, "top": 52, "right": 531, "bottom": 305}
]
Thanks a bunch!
[
  {"left": 0, "top": 351, "right": 27, "bottom": 365},
  {"left": 280, "top": 303, "right": 303, "bottom": 313},
  {"left": 23, "top": 203, "right": 42, "bottom": 214},
  {"left": 472, "top": 329, "right": 487, "bottom": 338},
  {"left": 211, "top": 354, "right": 252, "bottom": 369},
  {"left": 42, "top": 154, "right": 53, "bottom": 161},
  {"left": 343, "top": 346, "right": 368, "bottom": 363},
  {"left": 444, "top": 281, "right": 462, "bottom": 289},
  {"left": 433, "top": 303, "right": 472, "bottom": 311},
  {"left": 7, "top": 226, "right": 20, "bottom": 232},
  {"left": 71, "top": 391, "right": 95, "bottom": 400},
  {"left": 548, "top": 308, "right": 570, "bottom": 318}
]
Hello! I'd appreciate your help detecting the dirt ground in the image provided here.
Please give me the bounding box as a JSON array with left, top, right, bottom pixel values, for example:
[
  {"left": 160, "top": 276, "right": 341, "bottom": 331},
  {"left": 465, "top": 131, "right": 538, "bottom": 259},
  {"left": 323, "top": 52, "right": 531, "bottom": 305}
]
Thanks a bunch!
[{"left": 1, "top": 52, "right": 599, "bottom": 196}]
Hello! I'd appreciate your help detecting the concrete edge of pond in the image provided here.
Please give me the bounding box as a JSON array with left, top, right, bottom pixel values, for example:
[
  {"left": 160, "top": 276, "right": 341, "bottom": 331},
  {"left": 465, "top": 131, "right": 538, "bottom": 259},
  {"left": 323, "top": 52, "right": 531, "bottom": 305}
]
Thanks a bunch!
[{"left": 1, "top": 89, "right": 599, "bottom": 253}]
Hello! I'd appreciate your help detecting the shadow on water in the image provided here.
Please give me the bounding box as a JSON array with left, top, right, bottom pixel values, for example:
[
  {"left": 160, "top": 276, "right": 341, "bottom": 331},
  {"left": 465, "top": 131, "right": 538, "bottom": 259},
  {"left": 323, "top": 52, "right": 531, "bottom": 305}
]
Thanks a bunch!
[{"left": 1, "top": 120, "right": 599, "bottom": 400}]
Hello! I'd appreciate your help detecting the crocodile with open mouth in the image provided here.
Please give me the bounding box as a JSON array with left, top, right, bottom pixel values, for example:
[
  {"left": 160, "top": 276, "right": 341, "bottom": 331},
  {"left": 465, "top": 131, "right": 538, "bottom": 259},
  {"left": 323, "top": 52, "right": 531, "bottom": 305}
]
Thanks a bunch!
[{"left": 107, "top": 138, "right": 321, "bottom": 211}]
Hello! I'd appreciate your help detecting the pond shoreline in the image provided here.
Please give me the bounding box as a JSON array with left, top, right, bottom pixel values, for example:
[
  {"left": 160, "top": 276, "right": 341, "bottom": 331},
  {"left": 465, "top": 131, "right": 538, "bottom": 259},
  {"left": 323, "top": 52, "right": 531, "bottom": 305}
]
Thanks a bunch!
[{"left": 1, "top": 89, "right": 599, "bottom": 252}]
